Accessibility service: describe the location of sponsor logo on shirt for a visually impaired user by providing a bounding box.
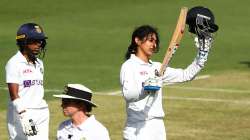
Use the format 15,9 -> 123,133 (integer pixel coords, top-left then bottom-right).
23,69 -> 33,74
140,71 -> 148,76
23,80 -> 43,87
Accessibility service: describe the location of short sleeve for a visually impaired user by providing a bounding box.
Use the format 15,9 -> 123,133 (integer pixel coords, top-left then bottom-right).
5,61 -> 20,84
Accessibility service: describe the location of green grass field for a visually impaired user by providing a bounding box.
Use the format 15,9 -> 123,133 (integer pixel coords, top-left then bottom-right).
1,0 -> 250,139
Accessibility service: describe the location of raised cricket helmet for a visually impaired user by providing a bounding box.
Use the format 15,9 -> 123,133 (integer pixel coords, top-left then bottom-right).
186,6 -> 219,35
16,23 -> 48,48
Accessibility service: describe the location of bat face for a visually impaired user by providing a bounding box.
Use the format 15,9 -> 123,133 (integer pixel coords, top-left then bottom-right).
159,7 -> 188,76
181,29 -> 185,34
147,7 -> 188,108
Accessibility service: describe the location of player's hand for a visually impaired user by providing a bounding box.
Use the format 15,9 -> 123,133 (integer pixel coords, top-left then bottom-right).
12,98 -> 38,136
194,37 -> 213,67
143,77 -> 162,92
194,36 -> 213,51
19,111 -> 38,136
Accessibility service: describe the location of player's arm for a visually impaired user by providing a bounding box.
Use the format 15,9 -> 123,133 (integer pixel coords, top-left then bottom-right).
8,83 -> 20,101
6,62 -> 38,136
7,83 -> 28,114
7,84 -> 38,136
162,61 -> 201,84
162,37 -> 213,84
5,61 -> 25,113
5,62 -> 23,113
120,64 -> 148,102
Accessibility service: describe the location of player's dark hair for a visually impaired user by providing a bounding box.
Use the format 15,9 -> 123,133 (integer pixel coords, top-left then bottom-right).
62,98 -> 93,113
125,25 -> 160,60
78,100 -> 92,112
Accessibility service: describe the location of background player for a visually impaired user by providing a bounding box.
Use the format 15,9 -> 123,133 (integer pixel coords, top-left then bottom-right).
53,84 -> 110,140
5,23 -> 49,140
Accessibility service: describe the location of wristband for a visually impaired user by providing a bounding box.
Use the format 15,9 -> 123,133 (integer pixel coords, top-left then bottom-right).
12,98 -> 26,113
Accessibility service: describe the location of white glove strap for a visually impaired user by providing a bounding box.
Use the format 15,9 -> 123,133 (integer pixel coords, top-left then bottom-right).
196,50 -> 209,67
194,37 -> 213,51
12,98 -> 26,113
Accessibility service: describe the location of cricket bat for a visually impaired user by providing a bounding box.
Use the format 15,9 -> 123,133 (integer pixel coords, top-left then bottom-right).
158,7 -> 188,76
145,7 -> 188,109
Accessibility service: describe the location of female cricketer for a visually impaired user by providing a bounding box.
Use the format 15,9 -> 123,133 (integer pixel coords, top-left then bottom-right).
120,25 -> 213,140
5,23 -> 49,140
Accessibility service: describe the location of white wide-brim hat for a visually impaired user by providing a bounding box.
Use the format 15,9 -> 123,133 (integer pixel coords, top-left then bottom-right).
53,84 -> 97,107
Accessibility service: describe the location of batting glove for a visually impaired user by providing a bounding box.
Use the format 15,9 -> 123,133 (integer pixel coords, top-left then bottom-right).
194,37 -> 213,67
143,77 -> 162,92
12,99 -> 38,136
19,111 -> 38,136
194,36 -> 213,51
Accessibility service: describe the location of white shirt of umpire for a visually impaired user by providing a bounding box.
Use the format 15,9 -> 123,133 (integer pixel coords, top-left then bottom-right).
120,54 -> 202,123
5,51 -> 48,108
57,115 -> 110,140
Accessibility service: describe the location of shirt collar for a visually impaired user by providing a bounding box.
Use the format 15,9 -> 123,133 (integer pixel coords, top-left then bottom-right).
16,51 -> 28,63
74,115 -> 96,131
16,51 -> 40,65
130,54 -> 153,65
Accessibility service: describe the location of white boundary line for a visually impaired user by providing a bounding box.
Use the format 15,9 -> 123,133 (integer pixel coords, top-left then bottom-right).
165,96 -> 250,105
1,86 -> 250,105
1,86 -> 249,94
194,75 -> 211,80
168,86 -> 250,93
1,75 -> 250,105
95,91 -> 250,105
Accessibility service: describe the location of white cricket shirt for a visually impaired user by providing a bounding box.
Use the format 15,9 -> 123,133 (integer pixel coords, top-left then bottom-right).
120,54 -> 202,123
5,51 -> 48,109
57,115 -> 110,140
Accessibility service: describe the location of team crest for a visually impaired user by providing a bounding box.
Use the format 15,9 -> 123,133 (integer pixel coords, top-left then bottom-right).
34,25 -> 42,33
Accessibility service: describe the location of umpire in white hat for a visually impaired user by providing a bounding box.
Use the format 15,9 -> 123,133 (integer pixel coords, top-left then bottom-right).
53,84 -> 110,140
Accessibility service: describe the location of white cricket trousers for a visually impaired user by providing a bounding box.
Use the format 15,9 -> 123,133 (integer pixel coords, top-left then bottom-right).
7,106 -> 49,140
123,118 -> 167,140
